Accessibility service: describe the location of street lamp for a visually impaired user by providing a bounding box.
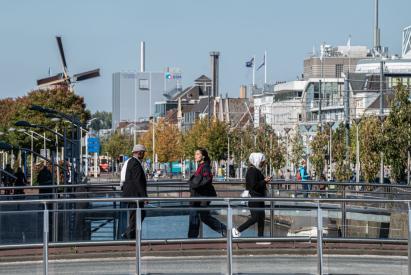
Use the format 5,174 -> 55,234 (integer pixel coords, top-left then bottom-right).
326,121 -> 335,181
17,129 -> 40,185
284,128 -> 292,173
15,120 -> 75,184
29,105 -> 86,184
378,114 -> 386,184
0,141 -> 66,186
353,118 -> 362,184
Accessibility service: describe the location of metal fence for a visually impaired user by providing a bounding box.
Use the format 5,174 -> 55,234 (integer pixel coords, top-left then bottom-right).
0,196 -> 410,275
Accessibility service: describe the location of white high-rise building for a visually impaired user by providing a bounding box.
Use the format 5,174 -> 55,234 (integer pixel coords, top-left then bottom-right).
112,70 -> 181,129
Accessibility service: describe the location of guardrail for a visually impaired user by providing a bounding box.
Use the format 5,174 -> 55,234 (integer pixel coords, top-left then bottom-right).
0,196 -> 410,275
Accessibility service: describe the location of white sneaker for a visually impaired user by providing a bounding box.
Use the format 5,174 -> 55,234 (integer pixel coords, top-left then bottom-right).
232,228 -> 241,238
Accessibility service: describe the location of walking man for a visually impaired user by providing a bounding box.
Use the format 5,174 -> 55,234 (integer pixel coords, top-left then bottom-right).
122,144 -> 147,239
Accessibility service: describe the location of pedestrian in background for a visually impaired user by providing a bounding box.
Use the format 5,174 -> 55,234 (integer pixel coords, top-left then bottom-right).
300,160 -> 310,197
14,167 -> 27,195
37,164 -> 53,197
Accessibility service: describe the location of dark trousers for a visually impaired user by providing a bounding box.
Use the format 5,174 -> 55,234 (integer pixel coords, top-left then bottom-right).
238,201 -> 265,237
124,201 -> 145,239
302,182 -> 311,198
188,201 -> 226,238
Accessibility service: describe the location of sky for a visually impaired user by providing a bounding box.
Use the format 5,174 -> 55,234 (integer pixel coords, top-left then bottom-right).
0,0 -> 410,112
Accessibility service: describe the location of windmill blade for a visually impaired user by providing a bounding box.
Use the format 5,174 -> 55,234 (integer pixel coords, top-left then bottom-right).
36,73 -> 66,86
56,36 -> 68,74
73,69 -> 100,82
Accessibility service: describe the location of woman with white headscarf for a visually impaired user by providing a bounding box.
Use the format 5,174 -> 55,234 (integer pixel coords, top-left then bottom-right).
232,152 -> 271,237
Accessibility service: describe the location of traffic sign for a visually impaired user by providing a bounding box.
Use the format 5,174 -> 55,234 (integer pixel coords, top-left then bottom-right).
88,137 -> 100,153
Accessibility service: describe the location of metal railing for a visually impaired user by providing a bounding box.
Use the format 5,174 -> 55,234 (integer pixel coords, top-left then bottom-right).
0,196 -> 410,275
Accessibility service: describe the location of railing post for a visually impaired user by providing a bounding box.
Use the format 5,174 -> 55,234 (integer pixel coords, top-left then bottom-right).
136,201 -> 142,275
408,202 -> 411,275
341,187 -> 347,238
43,202 -> 49,275
317,202 -> 323,275
226,201 -> 233,275
270,184 -> 274,237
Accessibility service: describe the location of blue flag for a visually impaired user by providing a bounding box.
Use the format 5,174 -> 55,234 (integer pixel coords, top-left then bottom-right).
245,57 -> 254,68
257,54 -> 265,71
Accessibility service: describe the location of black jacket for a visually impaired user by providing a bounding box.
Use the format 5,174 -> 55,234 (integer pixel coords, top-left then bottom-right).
245,165 -> 266,197
122,157 -> 147,198
37,167 -> 53,194
188,162 -> 217,197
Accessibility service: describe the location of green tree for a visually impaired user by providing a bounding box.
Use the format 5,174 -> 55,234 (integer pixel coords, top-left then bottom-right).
101,132 -> 134,159
90,111 -> 112,131
0,88 -> 90,151
332,123 -> 352,181
359,116 -> 382,183
383,83 -> 411,182
290,129 -> 304,171
182,118 -> 210,159
309,129 -> 329,179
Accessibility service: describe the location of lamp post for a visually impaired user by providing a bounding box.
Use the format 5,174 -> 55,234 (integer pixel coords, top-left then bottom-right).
284,128 -> 291,172
17,129 -> 40,185
15,120 -> 75,184
378,115 -> 386,184
29,105 -> 86,184
304,125 -> 312,173
326,122 -> 335,181
353,118 -> 362,184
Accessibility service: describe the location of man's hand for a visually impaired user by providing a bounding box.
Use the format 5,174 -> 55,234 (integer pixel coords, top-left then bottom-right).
265,176 -> 272,183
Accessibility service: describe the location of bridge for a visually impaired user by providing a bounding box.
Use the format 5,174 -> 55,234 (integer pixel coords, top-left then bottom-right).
0,180 -> 410,275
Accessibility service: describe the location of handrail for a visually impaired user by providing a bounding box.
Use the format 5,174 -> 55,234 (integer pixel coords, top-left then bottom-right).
0,180 -> 410,190
0,236 -> 406,251
0,196 -> 410,206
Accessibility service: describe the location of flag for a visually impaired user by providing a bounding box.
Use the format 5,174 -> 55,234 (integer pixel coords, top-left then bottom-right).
257,53 -> 265,71
245,57 -> 254,68
347,35 -> 351,49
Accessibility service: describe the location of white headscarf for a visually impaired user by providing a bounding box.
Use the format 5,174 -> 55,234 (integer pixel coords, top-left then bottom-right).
248,152 -> 266,170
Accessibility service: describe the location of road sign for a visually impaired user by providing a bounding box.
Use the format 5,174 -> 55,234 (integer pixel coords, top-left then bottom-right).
87,137 -> 100,153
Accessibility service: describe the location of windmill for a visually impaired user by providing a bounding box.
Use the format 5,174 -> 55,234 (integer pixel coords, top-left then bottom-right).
36,36 -> 100,89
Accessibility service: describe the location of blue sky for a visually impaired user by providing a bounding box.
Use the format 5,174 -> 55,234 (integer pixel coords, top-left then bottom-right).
0,0 -> 410,112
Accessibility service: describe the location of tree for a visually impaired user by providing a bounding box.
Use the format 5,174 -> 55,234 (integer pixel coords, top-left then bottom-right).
290,129 -> 304,172
182,119 -> 209,159
0,88 -> 90,151
90,111 -> 112,131
309,129 -> 329,179
332,123 -> 352,181
207,120 -> 228,161
139,118 -> 183,163
359,116 -> 382,183
182,118 -> 228,161
101,132 -> 133,159
269,133 -> 286,176
383,83 -> 411,182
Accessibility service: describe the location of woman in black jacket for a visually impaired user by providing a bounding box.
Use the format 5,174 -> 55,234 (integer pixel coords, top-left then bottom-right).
188,148 -> 226,238
232,153 -> 271,237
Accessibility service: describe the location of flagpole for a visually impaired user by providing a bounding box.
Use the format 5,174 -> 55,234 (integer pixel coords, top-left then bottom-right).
264,50 -> 267,84
252,55 -> 255,86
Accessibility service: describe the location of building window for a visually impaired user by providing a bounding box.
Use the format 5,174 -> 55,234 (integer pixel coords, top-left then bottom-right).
335,64 -> 344,78
139,79 -> 149,90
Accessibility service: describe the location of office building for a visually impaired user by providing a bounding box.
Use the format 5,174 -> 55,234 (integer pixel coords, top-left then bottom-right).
112,70 -> 181,129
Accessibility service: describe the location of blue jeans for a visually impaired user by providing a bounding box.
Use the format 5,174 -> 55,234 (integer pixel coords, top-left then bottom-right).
302,182 -> 311,198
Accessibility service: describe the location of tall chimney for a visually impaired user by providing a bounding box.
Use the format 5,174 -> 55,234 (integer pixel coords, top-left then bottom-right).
210,51 -> 220,97
373,0 -> 381,53
140,41 -> 145,72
